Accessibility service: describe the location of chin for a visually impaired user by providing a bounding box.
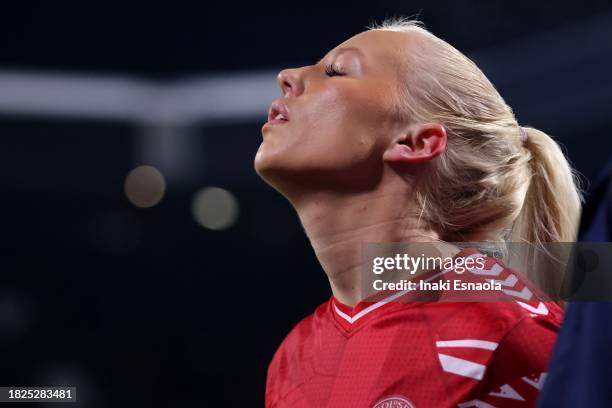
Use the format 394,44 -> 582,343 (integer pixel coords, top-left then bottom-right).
254,151 -> 312,199
254,144 -> 278,174
254,147 -> 288,184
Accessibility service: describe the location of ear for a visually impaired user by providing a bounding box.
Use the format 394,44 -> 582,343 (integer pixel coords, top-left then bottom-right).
383,123 -> 447,164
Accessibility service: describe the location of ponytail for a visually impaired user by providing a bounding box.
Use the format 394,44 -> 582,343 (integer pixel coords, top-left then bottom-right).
509,127 -> 583,244
508,127 -> 583,299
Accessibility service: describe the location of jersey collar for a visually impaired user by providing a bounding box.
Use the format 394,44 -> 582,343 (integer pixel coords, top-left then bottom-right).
330,246 -> 485,332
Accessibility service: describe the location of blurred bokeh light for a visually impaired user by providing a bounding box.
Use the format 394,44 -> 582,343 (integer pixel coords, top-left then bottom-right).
191,187 -> 239,230
124,165 -> 166,208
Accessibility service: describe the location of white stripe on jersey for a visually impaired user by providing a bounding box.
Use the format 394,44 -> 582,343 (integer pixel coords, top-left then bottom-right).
438,353 -> 487,380
516,300 -> 549,316
435,339 -> 498,350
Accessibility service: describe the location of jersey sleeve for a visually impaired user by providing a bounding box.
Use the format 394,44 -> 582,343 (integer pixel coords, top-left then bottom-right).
459,314 -> 558,407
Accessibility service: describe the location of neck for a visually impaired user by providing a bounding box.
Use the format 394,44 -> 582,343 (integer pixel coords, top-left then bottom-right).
291,176 -> 446,307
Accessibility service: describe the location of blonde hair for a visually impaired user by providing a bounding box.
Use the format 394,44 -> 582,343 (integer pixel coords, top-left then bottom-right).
370,19 -> 583,293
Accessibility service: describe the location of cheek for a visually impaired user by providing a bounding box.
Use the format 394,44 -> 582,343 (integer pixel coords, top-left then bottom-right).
303,82 -> 393,154
297,86 -> 344,144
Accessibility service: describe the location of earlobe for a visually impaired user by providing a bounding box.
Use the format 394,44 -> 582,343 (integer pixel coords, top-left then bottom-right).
383,123 -> 447,165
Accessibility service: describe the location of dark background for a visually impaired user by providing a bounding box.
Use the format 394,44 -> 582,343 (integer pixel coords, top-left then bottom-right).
1,1 -> 611,407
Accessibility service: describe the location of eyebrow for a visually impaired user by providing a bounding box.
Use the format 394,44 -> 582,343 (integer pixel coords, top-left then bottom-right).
316,46 -> 365,65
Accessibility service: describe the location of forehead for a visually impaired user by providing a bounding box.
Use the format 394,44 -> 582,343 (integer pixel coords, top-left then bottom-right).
329,29 -> 415,72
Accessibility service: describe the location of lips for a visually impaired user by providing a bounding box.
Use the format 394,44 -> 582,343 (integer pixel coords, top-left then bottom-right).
266,98 -> 290,124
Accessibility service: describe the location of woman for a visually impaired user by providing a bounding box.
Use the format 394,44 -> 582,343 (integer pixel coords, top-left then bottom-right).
255,19 -> 582,408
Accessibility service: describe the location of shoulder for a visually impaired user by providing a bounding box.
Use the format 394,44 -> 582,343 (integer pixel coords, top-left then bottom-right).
266,299 -> 331,407
420,297 -> 562,343
419,299 -> 562,404
420,300 -> 562,371
430,248 -> 564,329
442,252 -> 564,404
266,299 -> 329,390
457,311 -> 561,406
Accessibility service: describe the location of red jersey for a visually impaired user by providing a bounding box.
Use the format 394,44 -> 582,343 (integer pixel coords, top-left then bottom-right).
266,248 -> 563,408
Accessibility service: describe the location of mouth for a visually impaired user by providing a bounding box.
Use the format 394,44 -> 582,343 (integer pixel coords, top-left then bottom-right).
263,99 -> 290,128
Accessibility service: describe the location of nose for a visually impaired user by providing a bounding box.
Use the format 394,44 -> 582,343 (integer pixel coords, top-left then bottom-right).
277,67 -> 304,97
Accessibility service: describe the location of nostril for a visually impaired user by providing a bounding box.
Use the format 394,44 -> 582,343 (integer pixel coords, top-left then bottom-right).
282,81 -> 292,96
278,67 -> 301,97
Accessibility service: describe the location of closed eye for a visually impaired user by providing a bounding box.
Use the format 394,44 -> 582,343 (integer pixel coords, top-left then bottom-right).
324,64 -> 344,77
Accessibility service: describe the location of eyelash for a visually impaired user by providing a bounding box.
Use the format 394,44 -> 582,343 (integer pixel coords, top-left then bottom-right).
324,64 -> 344,77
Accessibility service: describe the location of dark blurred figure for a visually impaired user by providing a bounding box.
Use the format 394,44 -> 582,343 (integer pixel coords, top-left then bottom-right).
538,159 -> 612,407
